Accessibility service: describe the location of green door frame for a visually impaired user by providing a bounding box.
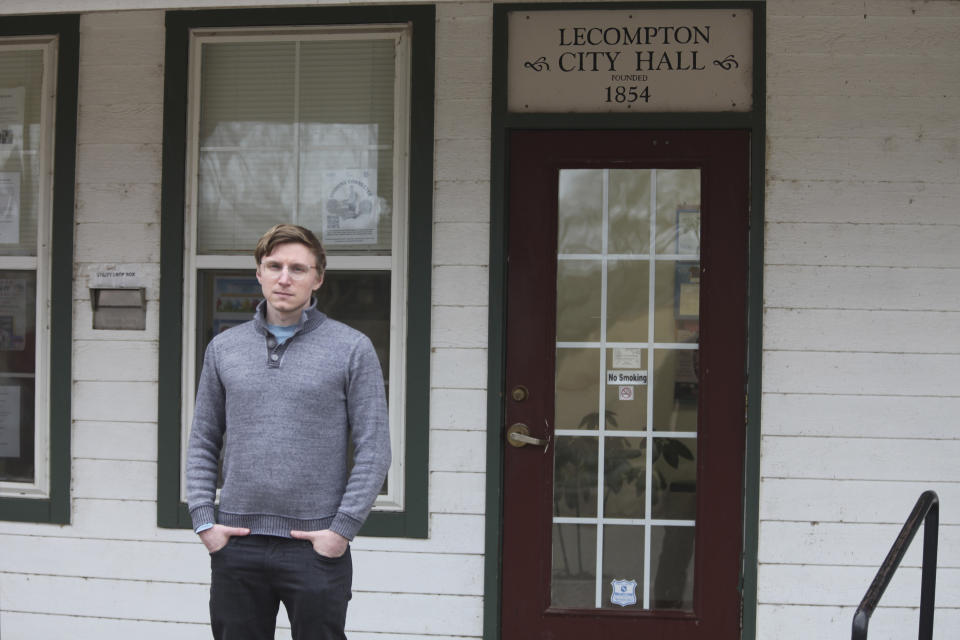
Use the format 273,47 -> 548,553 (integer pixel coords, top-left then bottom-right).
484,3 -> 766,639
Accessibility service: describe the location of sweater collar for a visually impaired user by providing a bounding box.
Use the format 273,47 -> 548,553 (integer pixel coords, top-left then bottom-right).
253,298 -> 326,336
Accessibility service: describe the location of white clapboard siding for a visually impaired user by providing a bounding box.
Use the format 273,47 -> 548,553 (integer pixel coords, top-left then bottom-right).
758,605 -> 960,640
434,180 -> 492,224
436,97 -> 490,141
768,53 -> 960,97
1,573 -> 209,623
72,380 -> 158,423
73,340 -> 158,382
432,265 -> 489,305
1,612 -> 211,640
78,103 -> 164,145
435,139 -> 492,183
73,458 -> 157,501
431,348 -> 488,389
433,221 -> 491,266
763,309 -> 960,354
429,430 -> 487,473
75,221 -> 161,262
346,591 -> 483,637
758,564 -> 960,608
76,182 -> 161,225
767,136 -> 959,184
760,478 -> 960,526
761,437 -> 960,483
432,305 -> 488,349
766,97 -> 959,140
758,521 -> 960,568
766,223 -> 960,268
768,14 -> 957,55
761,393 -> 960,438
75,143 -> 162,185
430,387 -> 487,430
429,471 -> 486,515
73,421 -> 157,461
763,351 -> 960,396
764,266 -> 960,311
765,179 -> 958,225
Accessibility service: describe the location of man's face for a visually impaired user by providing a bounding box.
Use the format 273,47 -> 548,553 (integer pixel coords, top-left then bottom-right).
256,241 -> 323,322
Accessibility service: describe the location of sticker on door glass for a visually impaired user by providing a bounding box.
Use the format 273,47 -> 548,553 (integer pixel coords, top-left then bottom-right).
610,579 -> 638,607
606,370 -> 647,385
618,386 -> 634,401
612,347 -> 644,368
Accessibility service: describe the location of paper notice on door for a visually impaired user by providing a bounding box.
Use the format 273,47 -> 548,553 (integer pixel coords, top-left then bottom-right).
612,348 -> 644,369
0,172 -> 20,244
0,385 -> 21,457
606,370 -> 647,386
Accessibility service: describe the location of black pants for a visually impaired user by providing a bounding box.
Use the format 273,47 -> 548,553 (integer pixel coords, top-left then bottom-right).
209,535 -> 352,640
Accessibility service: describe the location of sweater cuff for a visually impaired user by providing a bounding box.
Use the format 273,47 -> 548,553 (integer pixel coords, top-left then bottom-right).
329,511 -> 364,541
190,504 -> 216,531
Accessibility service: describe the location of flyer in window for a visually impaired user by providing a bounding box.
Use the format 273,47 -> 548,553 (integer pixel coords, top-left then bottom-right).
0,278 -> 26,351
0,172 -> 19,244
320,168 -> 380,245
0,385 -> 21,457
0,87 -> 24,150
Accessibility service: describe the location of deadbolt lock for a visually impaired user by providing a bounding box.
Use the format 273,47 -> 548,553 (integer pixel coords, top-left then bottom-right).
511,385 -> 529,402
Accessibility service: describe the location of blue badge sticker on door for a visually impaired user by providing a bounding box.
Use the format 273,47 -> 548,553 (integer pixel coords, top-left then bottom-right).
610,579 -> 638,607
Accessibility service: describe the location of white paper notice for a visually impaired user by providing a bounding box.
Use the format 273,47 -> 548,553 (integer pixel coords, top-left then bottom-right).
0,172 -> 21,244
612,348 -> 644,368
0,385 -> 21,457
321,169 -> 380,245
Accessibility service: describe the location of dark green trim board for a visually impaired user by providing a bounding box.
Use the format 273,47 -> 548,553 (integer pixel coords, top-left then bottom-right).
0,14 -> 78,524
157,6 -> 435,538
485,3 -> 765,639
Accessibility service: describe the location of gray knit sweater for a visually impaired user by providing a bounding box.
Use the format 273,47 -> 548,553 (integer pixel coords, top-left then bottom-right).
186,300 -> 390,540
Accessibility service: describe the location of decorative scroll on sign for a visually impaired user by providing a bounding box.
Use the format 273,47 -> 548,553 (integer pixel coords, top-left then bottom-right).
508,8 -> 753,112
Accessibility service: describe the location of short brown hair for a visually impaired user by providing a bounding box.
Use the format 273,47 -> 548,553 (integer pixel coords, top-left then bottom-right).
254,224 -> 326,275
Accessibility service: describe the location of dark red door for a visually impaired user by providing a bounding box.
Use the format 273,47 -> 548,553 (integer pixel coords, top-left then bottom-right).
502,130 -> 749,639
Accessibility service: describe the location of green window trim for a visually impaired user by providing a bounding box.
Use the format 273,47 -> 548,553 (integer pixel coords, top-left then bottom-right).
157,6 -> 434,538
0,14 -> 78,525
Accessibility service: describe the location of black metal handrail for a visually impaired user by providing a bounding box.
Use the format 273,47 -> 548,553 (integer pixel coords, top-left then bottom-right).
851,490 -> 939,640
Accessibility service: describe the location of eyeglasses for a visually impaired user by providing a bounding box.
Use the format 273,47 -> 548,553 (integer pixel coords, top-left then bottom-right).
260,260 -> 318,281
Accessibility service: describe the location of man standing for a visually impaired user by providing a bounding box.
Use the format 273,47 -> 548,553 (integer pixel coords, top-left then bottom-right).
187,224 -> 391,640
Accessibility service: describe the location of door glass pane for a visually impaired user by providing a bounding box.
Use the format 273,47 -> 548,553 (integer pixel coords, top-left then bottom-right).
552,168 -> 699,612
558,169 -> 602,254
650,526 -> 696,610
602,525 -> 645,609
555,348 -> 599,430
604,347 -> 647,431
551,523 -> 596,608
608,169 -> 650,254
554,436 -> 598,518
604,437 -> 646,518
606,259 -> 648,342
556,260 -> 601,342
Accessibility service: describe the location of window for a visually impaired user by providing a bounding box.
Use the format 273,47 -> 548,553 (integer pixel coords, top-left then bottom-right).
0,15 -> 78,523
159,8 -> 434,536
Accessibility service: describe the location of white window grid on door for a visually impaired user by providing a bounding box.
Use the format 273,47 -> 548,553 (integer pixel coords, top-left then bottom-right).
554,168 -> 699,609
178,25 -> 410,511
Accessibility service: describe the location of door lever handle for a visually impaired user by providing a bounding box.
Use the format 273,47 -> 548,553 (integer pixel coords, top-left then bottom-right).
506,423 -> 550,448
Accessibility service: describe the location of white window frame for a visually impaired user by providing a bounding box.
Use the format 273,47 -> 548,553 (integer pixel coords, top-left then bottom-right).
0,37 -> 57,499
178,25 -> 410,511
